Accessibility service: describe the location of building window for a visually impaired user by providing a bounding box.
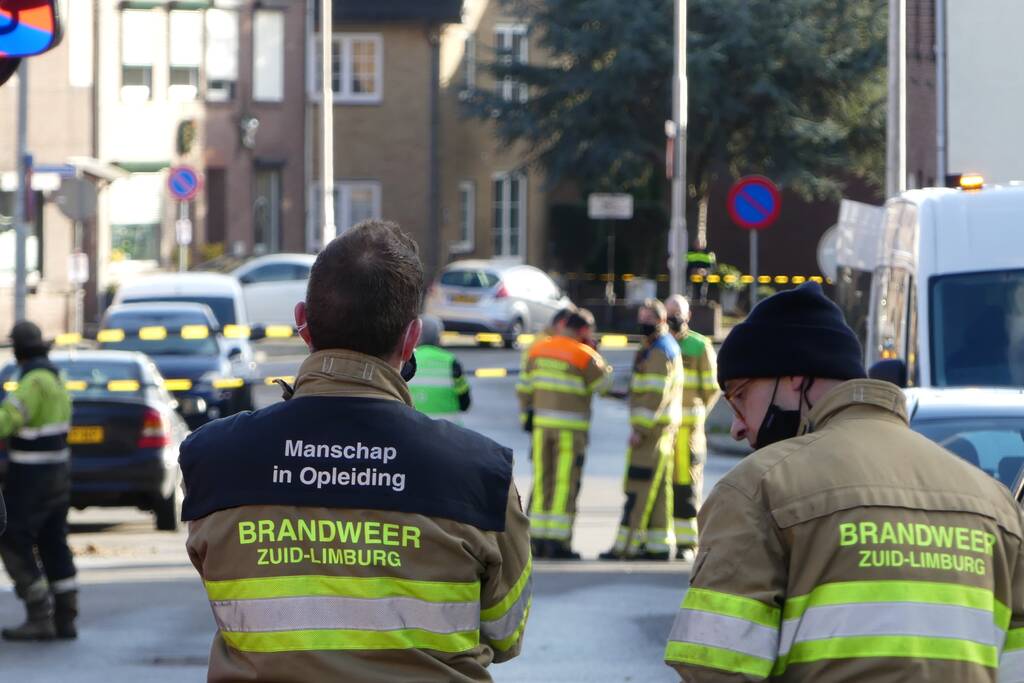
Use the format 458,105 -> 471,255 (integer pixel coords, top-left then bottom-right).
254,167 -> 282,254
312,34 -> 383,104
494,24 -> 528,103
338,181 -> 382,230
169,10 -> 202,101
205,9 -> 238,102
0,191 -> 43,283
253,10 -> 284,102
121,9 -> 157,102
463,34 -> 476,92
452,181 -> 475,253
110,173 -> 163,262
493,172 -> 525,259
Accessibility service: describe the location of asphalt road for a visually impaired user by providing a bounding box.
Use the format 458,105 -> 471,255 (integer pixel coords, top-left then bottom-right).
0,342 -> 744,682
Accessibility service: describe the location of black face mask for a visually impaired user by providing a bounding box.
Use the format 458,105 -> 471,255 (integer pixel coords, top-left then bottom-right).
667,315 -> 684,334
639,323 -> 658,338
400,353 -> 417,382
754,378 -> 810,449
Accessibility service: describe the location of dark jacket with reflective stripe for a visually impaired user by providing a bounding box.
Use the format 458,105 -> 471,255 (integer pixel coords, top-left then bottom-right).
0,358 -> 71,466
181,350 -> 531,683
666,380 -> 1024,682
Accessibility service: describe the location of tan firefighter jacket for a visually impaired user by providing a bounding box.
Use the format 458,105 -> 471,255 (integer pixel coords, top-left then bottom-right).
677,328 -> 720,429
181,350 -> 532,683
516,334 -> 612,432
665,379 -> 1024,682
629,329 -> 684,436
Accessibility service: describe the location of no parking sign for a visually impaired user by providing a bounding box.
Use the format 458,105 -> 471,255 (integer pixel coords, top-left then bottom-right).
728,175 -> 781,307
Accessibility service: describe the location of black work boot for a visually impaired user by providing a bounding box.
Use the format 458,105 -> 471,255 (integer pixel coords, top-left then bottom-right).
54,590 -> 78,639
2,594 -> 56,641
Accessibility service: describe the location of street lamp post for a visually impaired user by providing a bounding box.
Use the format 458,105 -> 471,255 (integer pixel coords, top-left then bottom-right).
668,0 -> 688,297
321,0 -> 336,247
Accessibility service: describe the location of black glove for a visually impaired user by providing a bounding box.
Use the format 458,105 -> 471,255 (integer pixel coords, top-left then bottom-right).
523,410 -> 534,433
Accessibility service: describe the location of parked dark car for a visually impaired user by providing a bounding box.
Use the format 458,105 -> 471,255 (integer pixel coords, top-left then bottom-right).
0,350 -> 188,531
907,388 -> 1024,491
98,302 -> 255,429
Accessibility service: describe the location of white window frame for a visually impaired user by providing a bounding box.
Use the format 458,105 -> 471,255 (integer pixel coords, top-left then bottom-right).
120,9 -> 158,103
463,33 -> 477,93
205,8 -> 239,103
492,172 -> 526,260
338,181 -> 382,231
309,33 -> 383,104
168,10 -> 202,101
253,9 -> 285,102
494,23 -> 528,103
452,180 -> 475,254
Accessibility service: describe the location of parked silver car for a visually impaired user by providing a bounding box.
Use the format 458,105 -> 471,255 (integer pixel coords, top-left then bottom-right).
424,260 -> 574,347
906,387 -> 1024,491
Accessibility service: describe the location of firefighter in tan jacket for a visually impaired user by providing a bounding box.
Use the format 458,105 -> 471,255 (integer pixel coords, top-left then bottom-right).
601,299 -> 684,560
665,282 -> 1024,682
516,310 -> 612,559
665,294 -> 720,559
181,222 -> 531,683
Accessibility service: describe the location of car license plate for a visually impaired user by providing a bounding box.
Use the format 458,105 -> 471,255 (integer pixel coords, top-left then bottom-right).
68,426 -> 104,445
451,294 -> 479,304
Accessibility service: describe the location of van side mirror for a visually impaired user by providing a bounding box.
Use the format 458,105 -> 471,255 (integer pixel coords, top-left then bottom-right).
868,359 -> 908,388
0,1 -> 63,58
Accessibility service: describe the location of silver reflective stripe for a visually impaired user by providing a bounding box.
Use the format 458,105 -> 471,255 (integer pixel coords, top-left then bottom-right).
10,449 -> 70,464
409,377 -> 453,388
481,576 -> 532,643
16,422 -> 70,440
534,408 -> 588,422
630,408 -> 665,423
211,595 -> 479,634
669,608 -> 779,661
631,378 -> 668,391
532,375 -> 585,391
1001,649 -> 1024,683
778,602 -> 1005,658
51,576 -> 78,593
6,396 -> 28,421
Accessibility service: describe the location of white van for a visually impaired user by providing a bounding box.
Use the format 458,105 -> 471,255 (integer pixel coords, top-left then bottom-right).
835,180 -> 1024,388
111,273 -> 265,360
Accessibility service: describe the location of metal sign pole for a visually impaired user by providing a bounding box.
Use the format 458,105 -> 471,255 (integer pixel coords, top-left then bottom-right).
668,0 -> 688,296
605,221 -> 616,304
749,230 -> 759,310
14,61 -> 28,323
179,202 -> 188,273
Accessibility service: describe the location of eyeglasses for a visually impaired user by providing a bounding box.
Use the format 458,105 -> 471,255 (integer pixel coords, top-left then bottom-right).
723,379 -> 753,422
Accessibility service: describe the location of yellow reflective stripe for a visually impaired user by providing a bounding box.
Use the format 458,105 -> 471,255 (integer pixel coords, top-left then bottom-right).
782,580 -> 1010,627
1005,627 -> 1024,651
531,369 -> 585,385
683,587 -> 781,629
205,574 -> 479,603
532,381 -> 588,396
481,556 -> 533,623
534,416 -> 589,430
773,635 -> 998,674
222,627 -> 479,654
665,642 -> 774,678
531,428 -> 544,515
551,430 -> 574,517
488,600 -> 531,652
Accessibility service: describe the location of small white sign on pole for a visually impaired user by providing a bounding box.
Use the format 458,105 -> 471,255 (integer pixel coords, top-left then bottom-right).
176,218 -> 193,246
67,251 -> 89,285
587,193 -> 634,220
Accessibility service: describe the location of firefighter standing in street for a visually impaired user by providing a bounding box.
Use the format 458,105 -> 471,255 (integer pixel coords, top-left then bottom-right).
664,294 -> 720,560
665,282 -> 1024,681
601,300 -> 684,561
516,310 -> 612,559
408,315 -> 471,418
0,321 -> 78,641
180,221 -> 532,682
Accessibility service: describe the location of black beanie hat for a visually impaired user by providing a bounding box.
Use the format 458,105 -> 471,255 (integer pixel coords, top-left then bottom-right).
717,282 -> 866,390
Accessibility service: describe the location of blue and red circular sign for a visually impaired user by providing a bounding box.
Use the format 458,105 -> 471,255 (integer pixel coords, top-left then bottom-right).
167,165 -> 202,202
727,175 -> 781,231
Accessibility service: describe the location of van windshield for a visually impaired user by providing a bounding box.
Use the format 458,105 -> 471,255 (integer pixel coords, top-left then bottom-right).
123,296 -> 236,326
931,269 -> 1024,387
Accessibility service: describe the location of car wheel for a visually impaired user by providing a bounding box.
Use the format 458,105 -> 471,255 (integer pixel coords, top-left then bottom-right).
154,485 -> 181,532
504,319 -> 524,349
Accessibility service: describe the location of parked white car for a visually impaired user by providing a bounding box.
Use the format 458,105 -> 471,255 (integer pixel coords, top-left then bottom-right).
230,254 -> 316,327
424,260 -> 573,347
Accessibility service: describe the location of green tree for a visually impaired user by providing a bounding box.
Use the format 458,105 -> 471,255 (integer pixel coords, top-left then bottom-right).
465,0 -> 886,206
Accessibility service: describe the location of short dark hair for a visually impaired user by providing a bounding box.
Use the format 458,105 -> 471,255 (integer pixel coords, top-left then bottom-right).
565,309 -> 595,332
551,306 -> 577,327
305,220 -> 424,357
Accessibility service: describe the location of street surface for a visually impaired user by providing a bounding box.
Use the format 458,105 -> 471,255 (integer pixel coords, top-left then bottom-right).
0,341 -> 742,682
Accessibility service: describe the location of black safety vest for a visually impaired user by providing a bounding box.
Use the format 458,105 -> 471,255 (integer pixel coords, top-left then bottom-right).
179,396 -> 513,531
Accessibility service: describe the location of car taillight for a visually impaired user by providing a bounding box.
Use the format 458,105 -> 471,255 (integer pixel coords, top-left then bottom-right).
495,282 -> 509,298
138,408 -> 170,449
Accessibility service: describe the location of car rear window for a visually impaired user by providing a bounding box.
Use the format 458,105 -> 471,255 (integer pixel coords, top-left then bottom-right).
123,296 -> 236,326
440,270 -> 500,288
913,417 -> 1024,488
1,360 -> 147,399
